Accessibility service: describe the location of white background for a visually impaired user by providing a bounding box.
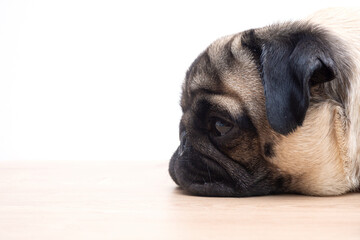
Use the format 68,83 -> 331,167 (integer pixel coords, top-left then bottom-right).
0,0 -> 357,161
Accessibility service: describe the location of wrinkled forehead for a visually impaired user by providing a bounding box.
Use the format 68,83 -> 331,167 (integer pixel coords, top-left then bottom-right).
180,32 -> 264,114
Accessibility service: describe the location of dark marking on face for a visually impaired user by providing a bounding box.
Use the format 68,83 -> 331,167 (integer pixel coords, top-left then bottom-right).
264,142 -> 274,158
223,36 -> 237,67
241,29 -> 263,72
236,108 -> 257,133
185,50 -> 222,86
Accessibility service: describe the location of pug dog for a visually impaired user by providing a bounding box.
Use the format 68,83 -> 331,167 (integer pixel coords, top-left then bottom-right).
169,8 -> 360,197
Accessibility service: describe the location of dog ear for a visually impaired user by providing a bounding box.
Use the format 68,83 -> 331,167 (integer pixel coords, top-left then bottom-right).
242,29 -> 337,135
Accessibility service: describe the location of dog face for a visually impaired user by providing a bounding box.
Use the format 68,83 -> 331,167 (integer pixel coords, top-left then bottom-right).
169,22 -> 352,197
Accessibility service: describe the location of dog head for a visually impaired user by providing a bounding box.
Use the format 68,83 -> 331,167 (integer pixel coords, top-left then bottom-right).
169,22 -> 352,197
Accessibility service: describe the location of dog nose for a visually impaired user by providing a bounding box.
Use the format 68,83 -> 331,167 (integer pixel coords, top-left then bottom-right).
179,131 -> 187,156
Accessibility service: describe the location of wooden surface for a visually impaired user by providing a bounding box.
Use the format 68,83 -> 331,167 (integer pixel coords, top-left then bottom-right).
0,161 -> 359,240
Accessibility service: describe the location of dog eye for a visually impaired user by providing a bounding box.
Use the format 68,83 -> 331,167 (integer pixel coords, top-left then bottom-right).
211,118 -> 233,136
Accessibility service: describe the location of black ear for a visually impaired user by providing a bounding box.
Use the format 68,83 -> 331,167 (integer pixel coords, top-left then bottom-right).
243,29 -> 337,135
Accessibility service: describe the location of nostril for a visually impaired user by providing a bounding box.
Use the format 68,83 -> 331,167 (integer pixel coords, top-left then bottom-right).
179,131 -> 187,156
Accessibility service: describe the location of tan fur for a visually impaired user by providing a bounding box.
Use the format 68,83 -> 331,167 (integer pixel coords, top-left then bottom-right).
274,103 -> 349,195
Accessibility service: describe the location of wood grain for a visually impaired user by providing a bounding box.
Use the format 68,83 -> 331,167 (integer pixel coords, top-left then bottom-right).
0,161 -> 359,239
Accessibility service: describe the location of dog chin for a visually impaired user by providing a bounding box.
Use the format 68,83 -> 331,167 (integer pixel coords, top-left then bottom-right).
169,147 -> 245,197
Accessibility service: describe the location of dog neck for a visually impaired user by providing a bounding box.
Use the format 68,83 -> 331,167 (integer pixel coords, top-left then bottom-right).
308,8 -> 360,189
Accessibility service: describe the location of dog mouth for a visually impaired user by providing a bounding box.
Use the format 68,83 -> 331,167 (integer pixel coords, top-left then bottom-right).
169,146 -> 240,197
169,143 -> 290,197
